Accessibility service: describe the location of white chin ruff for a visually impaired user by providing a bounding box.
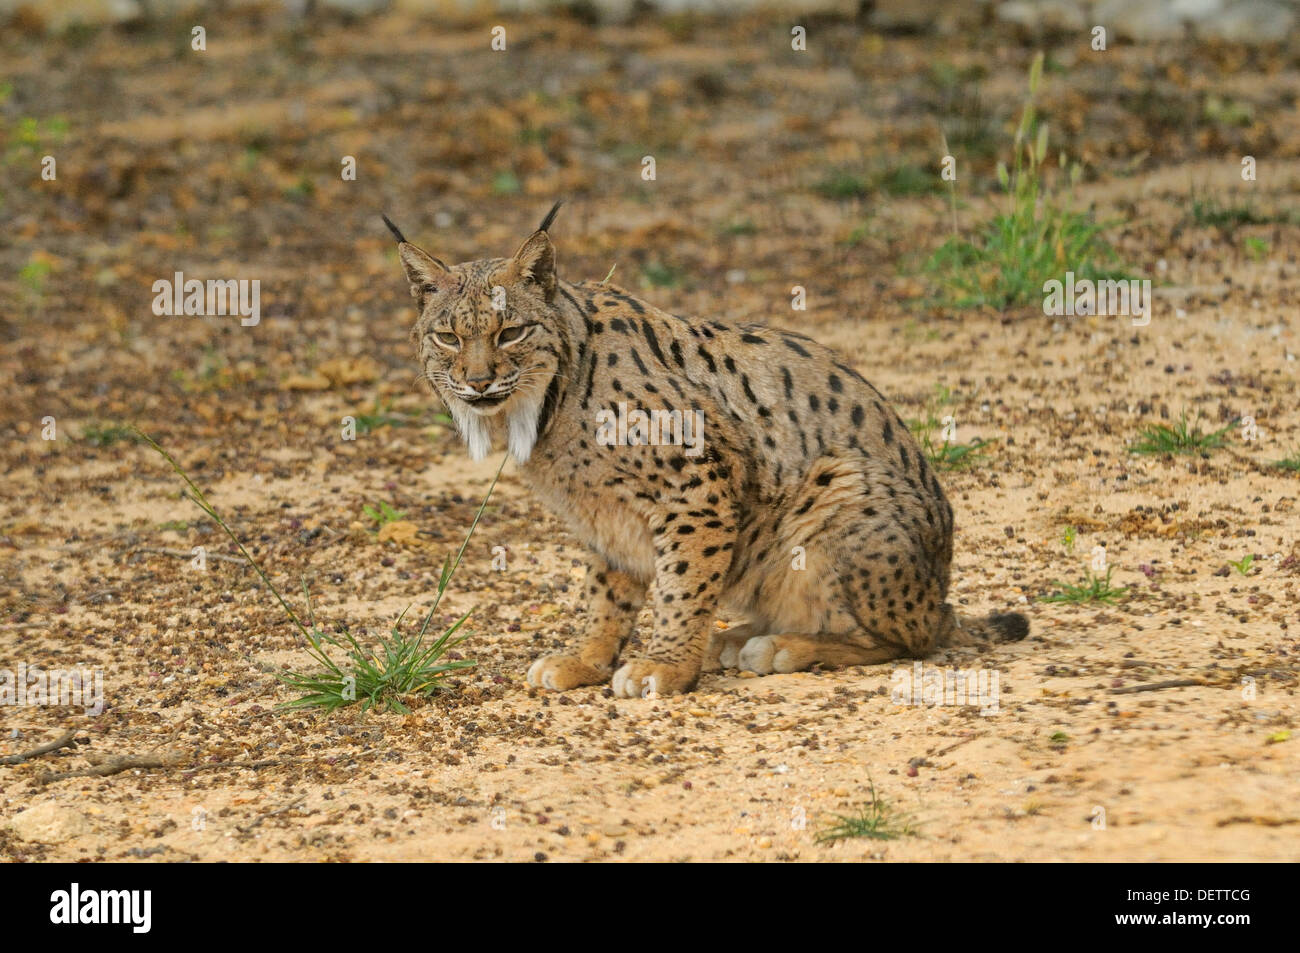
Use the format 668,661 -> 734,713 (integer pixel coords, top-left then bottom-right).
448,392 -> 542,464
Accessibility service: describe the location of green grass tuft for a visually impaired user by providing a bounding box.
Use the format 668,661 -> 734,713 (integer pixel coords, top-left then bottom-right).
354,400 -> 418,434
641,261 -> 683,288
1271,449 -> 1300,473
1040,566 -> 1128,605
1186,184 -> 1296,233
363,500 -> 406,528
81,423 -> 142,447
906,386 -> 993,470
1228,554 -> 1255,576
924,52 -> 1127,310
1129,411 -> 1236,455
816,779 -> 917,844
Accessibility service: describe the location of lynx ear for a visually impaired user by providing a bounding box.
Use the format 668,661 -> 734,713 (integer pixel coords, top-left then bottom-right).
398,243 -> 451,298
511,230 -> 556,300
382,214 -> 451,299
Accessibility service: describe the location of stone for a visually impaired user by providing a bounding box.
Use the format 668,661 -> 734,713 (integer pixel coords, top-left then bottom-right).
9,802 -> 93,843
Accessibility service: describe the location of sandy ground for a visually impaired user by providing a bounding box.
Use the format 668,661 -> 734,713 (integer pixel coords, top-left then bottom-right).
1,10 -> 1298,861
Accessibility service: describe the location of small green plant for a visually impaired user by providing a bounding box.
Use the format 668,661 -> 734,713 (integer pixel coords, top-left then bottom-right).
1048,731 -> 1069,747
1187,188 -> 1291,232
641,261 -> 683,288
815,163 -> 939,201
138,429 -> 502,713
363,501 -> 406,528
18,258 -> 52,297
813,170 -> 870,200
491,170 -> 521,194
720,219 -> 757,236
1129,411 -> 1236,455
81,423 -> 141,447
1243,236 -> 1269,261
1273,449 -> 1300,473
1041,566 -> 1128,605
874,163 -> 939,197
171,345 -> 234,392
1202,94 -> 1252,127
924,52 -> 1126,310
4,115 -> 69,164
1060,525 -> 1077,551
355,400 -> 416,435
1228,554 -> 1255,576
283,177 -> 315,201
921,431 -> 993,469
906,388 -> 992,470
815,779 -> 917,844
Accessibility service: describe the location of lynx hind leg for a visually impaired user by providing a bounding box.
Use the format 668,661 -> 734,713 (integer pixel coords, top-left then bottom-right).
735,453 -> 950,676
736,632 -> 902,675
703,622 -> 766,672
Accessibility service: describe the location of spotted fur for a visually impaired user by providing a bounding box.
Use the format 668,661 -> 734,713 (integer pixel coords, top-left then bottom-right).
388,206 -> 1028,697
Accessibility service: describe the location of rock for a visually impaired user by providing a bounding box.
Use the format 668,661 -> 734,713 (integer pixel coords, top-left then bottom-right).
998,1 -> 1089,32
1207,0 -> 1296,41
282,371 -> 332,391
1,0 -> 141,30
9,802 -> 92,843
1093,0 -> 1296,42
377,519 -> 420,546
317,356 -> 380,386
319,0 -> 391,14
871,0 -> 987,33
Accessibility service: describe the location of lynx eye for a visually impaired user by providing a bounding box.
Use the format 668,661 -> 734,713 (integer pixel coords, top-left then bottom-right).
432,331 -> 461,349
496,324 -> 532,346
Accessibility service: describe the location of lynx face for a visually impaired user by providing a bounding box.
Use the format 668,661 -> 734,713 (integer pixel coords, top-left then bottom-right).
393,213 -> 564,462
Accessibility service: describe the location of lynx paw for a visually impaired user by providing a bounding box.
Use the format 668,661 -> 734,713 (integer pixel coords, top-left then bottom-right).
526,654 -> 609,691
737,635 -> 806,675
610,658 -> 698,698
717,641 -> 741,670
703,623 -> 761,672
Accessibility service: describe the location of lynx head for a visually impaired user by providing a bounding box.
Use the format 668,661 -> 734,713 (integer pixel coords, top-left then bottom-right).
385,202 -> 565,463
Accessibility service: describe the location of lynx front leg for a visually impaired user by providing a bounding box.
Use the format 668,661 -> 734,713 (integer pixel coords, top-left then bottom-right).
527,552 -> 646,691
612,502 -> 737,698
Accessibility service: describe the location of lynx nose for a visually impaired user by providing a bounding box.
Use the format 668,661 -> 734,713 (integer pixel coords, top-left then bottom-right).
464,374 -> 494,394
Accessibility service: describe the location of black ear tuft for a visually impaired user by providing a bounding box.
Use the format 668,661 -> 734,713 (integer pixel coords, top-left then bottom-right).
537,200 -> 563,233
381,213 -> 408,244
